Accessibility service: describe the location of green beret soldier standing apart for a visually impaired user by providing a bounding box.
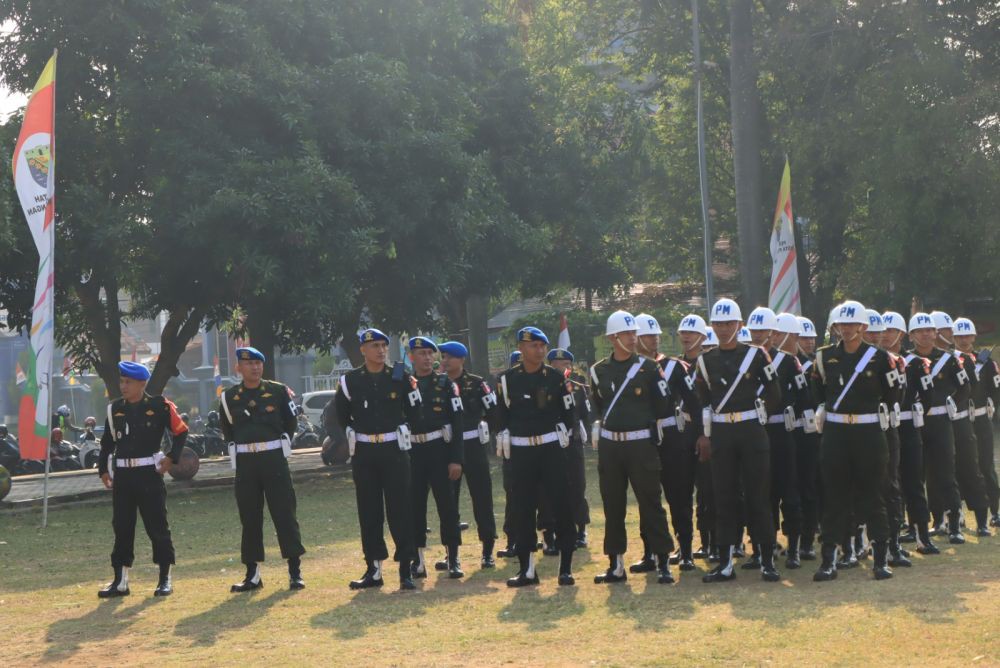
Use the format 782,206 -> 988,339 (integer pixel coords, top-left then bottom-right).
220,346 -> 306,592
97,361 -> 189,598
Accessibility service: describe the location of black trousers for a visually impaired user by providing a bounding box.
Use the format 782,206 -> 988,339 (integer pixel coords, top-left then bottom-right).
451,438 -> 497,543
710,422 -> 775,546
501,457 -> 515,544
235,449 -> 304,564
598,436 -> 672,555
511,443 -> 576,557
882,427 -> 904,534
819,423 -> 889,545
351,443 -> 415,563
898,420 -> 930,525
767,423 -> 802,537
922,415 -> 962,521
953,419 -> 988,514
695,458 -> 715,539
111,467 -> 174,568
973,417 -> 1000,515
660,427 -> 697,542
567,440 -> 590,527
793,428 -> 822,544
410,439 -> 461,549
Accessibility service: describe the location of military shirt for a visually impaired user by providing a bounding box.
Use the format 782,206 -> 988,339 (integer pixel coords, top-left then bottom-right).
409,371 -> 464,465
453,370 -> 498,433
333,363 -> 420,435
768,348 -> 806,413
971,353 -> 1000,408
695,344 -> 781,414
914,348 -> 967,409
900,351 -> 934,410
589,354 -> 670,432
99,394 -> 188,475
494,363 -> 575,438
796,353 -> 820,412
810,342 -> 899,413
219,380 -> 298,445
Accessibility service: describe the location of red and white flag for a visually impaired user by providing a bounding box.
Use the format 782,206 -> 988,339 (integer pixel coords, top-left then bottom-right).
557,314 -> 571,350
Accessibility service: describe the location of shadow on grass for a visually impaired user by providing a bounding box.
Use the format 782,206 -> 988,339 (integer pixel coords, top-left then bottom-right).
497,583 -> 585,631
43,596 -> 158,662
310,569 -> 502,640
174,588 -> 296,646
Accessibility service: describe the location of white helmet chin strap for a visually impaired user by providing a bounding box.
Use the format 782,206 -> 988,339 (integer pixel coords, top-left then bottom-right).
776,333 -> 789,350
613,333 -> 636,355
683,335 -> 705,353
637,336 -> 655,356
886,331 -> 902,350
722,326 -> 739,344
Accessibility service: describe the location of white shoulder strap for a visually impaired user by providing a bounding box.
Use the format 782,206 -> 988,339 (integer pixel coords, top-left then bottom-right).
500,373 -> 511,408
107,403 -> 117,442
816,350 -> 826,383
663,359 -> 678,385
758,351 -> 785,396
715,346 -> 758,413
930,351 -> 951,379
602,360 -> 643,421
696,355 -> 711,389
338,374 -> 351,401
589,365 -> 600,395
220,389 -> 234,424
831,345 -> 878,411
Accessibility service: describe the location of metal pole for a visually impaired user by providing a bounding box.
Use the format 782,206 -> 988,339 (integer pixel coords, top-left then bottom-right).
42,48 -> 58,529
692,0 -> 714,307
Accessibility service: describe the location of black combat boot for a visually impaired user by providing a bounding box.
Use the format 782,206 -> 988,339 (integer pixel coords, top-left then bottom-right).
916,523 -> 940,555
975,509 -> 992,537
872,541 -> 893,580
507,552 -> 540,587
702,546 -> 736,583
399,559 -> 416,591
948,510 -> 966,544
677,538 -> 695,571
98,565 -> 130,599
542,530 -> 560,556
693,531 -> 712,559
656,554 -> 675,584
740,544 -> 761,570
785,534 -> 801,570
231,563 -> 264,593
349,560 -> 384,590
630,537 -> 656,572
887,536 -> 912,568
898,523 -> 917,543
558,550 -> 575,586
595,554 -> 628,584
481,540 -> 496,569
154,563 -> 173,597
575,526 -> 588,549
446,544 -> 464,579
813,544 -> 838,582
760,544 -> 780,582
288,556 -> 305,590
800,533 -> 817,561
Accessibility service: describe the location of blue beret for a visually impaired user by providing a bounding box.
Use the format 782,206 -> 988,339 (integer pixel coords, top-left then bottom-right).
509,351 -> 522,366
118,361 -> 150,381
547,348 -> 574,362
516,326 -> 549,345
359,328 -> 389,344
439,341 -> 468,358
236,347 -> 265,362
408,336 -> 438,352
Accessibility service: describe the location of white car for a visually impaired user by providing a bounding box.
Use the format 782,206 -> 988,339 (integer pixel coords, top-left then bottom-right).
300,390 -> 336,427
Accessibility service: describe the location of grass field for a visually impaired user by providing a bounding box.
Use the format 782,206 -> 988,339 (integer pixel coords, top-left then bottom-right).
1,456 -> 998,667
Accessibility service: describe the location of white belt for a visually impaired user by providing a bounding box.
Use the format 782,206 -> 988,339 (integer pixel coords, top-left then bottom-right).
114,456 -> 156,468
411,429 -> 444,444
954,410 -> 969,420
974,407 -> 988,418
657,414 -> 692,429
898,411 -> 914,421
235,439 -> 284,454
356,432 -> 398,443
766,415 -> 785,425
599,428 -> 651,442
511,431 -> 560,447
925,406 -> 968,420
712,409 -> 758,424
462,429 -> 480,441
825,412 -> 880,425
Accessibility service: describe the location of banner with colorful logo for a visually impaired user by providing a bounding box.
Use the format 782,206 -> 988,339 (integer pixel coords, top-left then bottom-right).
768,158 -> 801,315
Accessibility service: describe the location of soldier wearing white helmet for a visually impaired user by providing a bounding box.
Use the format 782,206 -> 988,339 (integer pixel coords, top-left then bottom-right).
929,311 -> 954,349
703,330 -> 718,349
695,299 -> 783,583
792,315 -> 822,561
737,327 -> 752,344
944,315 -> 992,537
953,318 -> 1000,528
589,311 -> 677,585
629,314 -> 704,575
907,312 -> 967,546
796,317 -> 818,356
635,313 -> 663,359
746,306 -> 778,348
881,310 -> 933,559
862,310 -> 884,345
810,300 -> 899,582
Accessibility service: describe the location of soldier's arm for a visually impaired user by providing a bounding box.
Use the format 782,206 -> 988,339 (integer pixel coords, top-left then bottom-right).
218,396 -> 235,441
489,373 -> 510,432
758,350 -> 782,413
164,399 -> 188,463
650,362 -> 672,420
98,418 -> 114,476
447,381 -> 464,465
279,385 -> 298,435
588,365 -> 605,417
809,353 -> 827,406
558,375 -> 576,429
674,362 -> 702,415
334,378 -> 352,428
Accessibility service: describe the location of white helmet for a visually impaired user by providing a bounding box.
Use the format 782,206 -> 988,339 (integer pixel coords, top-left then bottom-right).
953,317 -> 976,336
703,330 -> 718,347
881,311 -> 906,332
775,312 -> 804,335
865,309 -> 885,333
746,306 -> 778,331
635,313 -> 662,336
709,298 -> 742,323
797,316 -> 817,338
606,310 -> 638,336
908,312 -> 935,333
737,327 -> 752,343
929,310 -> 953,331
831,300 -> 867,325
677,314 -> 707,336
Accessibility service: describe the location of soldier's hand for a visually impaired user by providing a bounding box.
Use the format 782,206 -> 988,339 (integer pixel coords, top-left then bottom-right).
101,473 -> 113,489
696,436 -> 712,462
447,463 -> 462,481
158,458 -> 172,476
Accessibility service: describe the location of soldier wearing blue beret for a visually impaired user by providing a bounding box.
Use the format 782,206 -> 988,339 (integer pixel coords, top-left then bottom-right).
220,346 -> 306,592
97,361 -> 188,598
547,348 -> 592,550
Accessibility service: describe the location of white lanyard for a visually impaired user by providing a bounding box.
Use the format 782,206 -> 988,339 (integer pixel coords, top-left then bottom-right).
831,346 -> 878,411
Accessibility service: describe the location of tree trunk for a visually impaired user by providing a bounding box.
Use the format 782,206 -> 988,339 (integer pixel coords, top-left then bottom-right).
466,293 -> 490,378
147,307 -> 205,395
74,277 -> 123,399
729,0 -> 765,305
584,287 -> 593,312
244,299 -> 278,380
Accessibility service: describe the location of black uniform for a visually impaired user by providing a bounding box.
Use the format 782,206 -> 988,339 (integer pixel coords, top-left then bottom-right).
219,380 -> 305,566
334,364 -> 418,569
811,340 -> 899,578
952,350 -> 990,528
590,353 -> 674,563
408,371 -> 464,561
687,353 -> 715,556
567,373 -> 592,532
765,349 -> 804,557
99,394 -> 187,570
695,343 -> 782,579
449,370 -> 499,551
897,353 -> 932,541
794,353 -> 822,556
971,355 -> 1000,519
494,362 -> 577,582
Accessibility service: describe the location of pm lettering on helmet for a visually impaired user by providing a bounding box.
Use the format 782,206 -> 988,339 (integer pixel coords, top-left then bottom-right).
624,315 -> 635,327
869,315 -> 880,326
648,318 -> 658,330
715,303 -> 731,316
957,321 -> 972,332
918,315 -> 931,326
839,305 -> 856,319
683,317 -> 697,328
803,322 -> 813,333
750,313 -> 765,325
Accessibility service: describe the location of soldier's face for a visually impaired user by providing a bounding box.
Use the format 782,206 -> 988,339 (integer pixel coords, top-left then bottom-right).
836,323 -> 863,342
610,331 -> 637,355
119,377 -> 146,402
909,327 -> 935,350
409,348 -> 436,374
862,330 -> 881,345
711,320 -> 740,346
880,330 -> 902,350
679,331 -> 704,352
550,359 -> 572,374
361,341 -> 388,366
518,340 -> 546,367
778,332 -> 798,350
441,353 -> 464,376
954,334 -> 975,352
237,359 -> 264,384
798,336 -> 816,354
750,329 -> 771,346
937,328 -> 954,345
638,334 -> 659,355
